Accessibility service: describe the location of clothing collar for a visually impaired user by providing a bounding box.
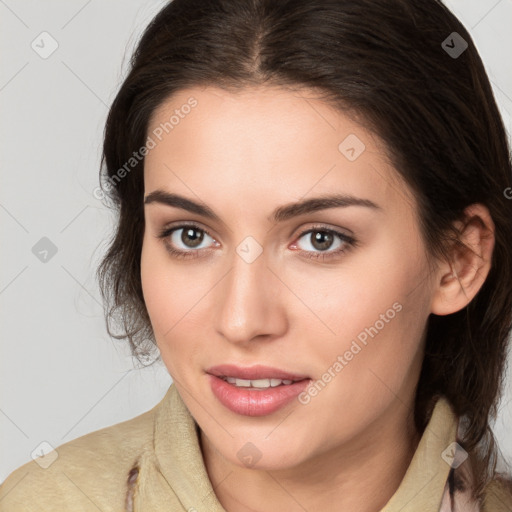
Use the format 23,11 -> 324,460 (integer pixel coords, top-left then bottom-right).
153,383 -> 225,511
142,384 -> 459,511
381,396 -> 458,511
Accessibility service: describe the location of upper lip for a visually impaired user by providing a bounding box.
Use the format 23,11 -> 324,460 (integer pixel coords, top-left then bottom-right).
206,364 -> 310,381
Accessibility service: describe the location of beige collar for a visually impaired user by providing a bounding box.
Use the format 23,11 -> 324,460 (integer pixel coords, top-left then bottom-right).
134,384 -> 458,511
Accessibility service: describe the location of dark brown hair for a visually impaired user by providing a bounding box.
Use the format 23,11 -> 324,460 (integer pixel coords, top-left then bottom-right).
97,0 -> 512,501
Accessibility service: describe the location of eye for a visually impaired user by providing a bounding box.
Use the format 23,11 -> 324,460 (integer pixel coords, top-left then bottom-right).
157,223 -> 219,259
291,225 -> 357,261
157,222 -> 357,262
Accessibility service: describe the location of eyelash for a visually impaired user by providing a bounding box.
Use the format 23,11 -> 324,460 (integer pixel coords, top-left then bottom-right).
156,222 -> 358,262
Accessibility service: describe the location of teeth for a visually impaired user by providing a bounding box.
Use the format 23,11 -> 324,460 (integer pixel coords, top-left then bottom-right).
224,377 -> 295,389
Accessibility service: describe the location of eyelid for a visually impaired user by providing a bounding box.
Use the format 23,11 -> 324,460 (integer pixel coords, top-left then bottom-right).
158,220 -> 353,241
292,222 -> 354,239
158,220 -> 217,238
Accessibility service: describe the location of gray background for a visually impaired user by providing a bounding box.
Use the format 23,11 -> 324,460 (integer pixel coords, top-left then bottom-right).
1,0 -> 511,482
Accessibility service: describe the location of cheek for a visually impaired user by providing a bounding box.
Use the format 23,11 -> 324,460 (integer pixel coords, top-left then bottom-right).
298,274 -> 427,441
140,237 -> 210,365
140,238 -> 166,330
140,237 -> 185,345
298,248 -> 413,342
303,235 -> 429,386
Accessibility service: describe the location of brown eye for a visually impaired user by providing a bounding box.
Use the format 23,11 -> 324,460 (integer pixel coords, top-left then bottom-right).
292,226 -> 357,262
180,227 -> 205,248
296,229 -> 346,253
308,231 -> 335,251
157,223 -> 218,259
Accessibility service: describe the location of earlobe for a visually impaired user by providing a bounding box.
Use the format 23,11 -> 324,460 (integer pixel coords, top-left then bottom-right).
430,204 -> 495,316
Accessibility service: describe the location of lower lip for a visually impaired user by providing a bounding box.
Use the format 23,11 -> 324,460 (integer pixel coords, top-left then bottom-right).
208,374 -> 311,417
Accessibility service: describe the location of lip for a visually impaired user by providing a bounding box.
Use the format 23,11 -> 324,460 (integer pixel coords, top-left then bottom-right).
205,364 -> 309,381
208,374 -> 311,416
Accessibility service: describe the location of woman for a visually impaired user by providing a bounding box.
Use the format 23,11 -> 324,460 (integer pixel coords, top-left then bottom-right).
2,0 -> 512,510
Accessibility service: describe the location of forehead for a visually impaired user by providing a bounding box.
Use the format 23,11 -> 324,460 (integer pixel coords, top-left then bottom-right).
144,85 -> 415,218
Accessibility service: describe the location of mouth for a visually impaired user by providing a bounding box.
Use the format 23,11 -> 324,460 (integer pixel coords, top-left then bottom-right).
218,375 -> 306,390
206,363 -> 309,381
206,365 -> 312,416
205,364 -> 311,391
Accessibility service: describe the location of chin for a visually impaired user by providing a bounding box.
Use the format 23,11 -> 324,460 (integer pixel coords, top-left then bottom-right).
227,449 -> 301,472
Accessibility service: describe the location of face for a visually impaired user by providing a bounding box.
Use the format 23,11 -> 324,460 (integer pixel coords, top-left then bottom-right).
141,85 -> 435,471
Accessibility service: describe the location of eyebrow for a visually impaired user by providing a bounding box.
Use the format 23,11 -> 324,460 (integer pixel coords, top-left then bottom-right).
144,190 -> 382,224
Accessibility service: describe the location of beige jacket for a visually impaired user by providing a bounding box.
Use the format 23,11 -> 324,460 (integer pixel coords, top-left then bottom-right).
1,384 -> 510,511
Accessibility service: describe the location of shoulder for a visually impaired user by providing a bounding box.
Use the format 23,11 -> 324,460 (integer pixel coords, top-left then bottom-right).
0,404 -> 157,511
481,476 -> 512,511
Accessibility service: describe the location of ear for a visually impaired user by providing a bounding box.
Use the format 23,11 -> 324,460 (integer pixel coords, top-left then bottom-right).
430,204 -> 495,316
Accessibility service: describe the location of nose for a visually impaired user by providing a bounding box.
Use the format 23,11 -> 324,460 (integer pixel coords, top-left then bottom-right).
215,247 -> 288,346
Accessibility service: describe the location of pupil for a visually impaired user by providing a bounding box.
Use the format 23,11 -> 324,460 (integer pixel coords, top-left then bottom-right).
183,227 -> 204,248
312,231 -> 333,251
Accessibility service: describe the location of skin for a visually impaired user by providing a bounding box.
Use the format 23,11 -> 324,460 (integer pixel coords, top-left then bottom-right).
140,85 -> 495,512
